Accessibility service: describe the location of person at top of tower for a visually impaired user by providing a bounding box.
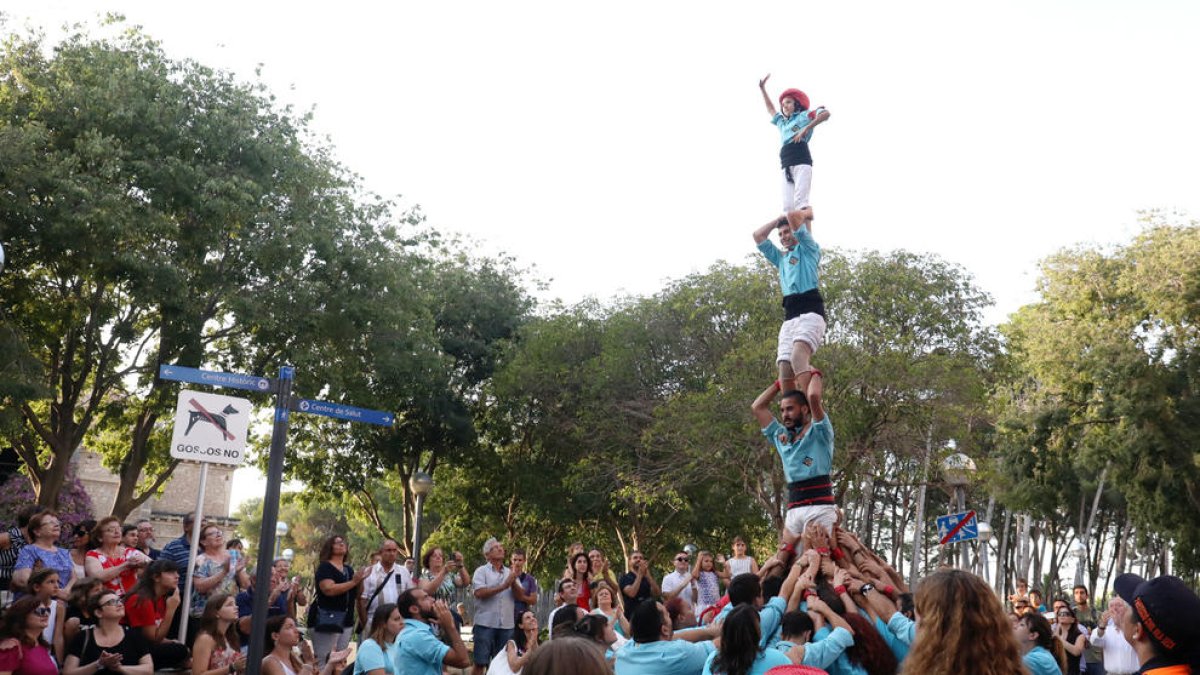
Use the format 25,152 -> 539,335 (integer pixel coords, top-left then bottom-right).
758,74 -> 830,231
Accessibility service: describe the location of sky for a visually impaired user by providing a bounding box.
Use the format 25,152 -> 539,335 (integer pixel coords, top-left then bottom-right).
5,1 -> 1199,514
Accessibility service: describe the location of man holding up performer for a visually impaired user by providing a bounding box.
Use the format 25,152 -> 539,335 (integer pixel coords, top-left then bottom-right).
753,215 -> 825,395
752,370 -> 837,553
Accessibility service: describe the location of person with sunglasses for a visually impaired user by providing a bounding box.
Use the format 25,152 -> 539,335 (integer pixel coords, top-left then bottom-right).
1053,607 -> 1088,675
62,591 -> 152,675
662,552 -> 699,618
0,596 -> 57,675
68,520 -> 96,584
25,568 -> 65,664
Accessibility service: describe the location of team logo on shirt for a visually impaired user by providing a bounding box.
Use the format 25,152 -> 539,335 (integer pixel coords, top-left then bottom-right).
788,257 -> 798,265
803,457 -> 813,466
777,433 -> 789,445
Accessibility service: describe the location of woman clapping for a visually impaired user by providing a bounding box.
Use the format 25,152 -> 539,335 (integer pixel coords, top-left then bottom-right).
62,591 -> 153,675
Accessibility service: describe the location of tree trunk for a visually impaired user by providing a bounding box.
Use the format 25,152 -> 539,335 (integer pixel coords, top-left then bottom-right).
859,473 -> 877,548
909,428 -> 933,588
996,508 -> 1011,595
1080,462 -> 1109,586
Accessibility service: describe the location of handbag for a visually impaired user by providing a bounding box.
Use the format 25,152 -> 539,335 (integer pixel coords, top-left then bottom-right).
313,563 -> 353,632
315,607 -> 348,632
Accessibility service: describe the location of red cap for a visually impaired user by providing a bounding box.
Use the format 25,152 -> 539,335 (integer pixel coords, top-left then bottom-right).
766,666 -> 829,675
779,88 -> 810,112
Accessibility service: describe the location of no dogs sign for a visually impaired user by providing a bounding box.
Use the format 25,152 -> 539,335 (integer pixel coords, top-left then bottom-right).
169,390 -> 251,465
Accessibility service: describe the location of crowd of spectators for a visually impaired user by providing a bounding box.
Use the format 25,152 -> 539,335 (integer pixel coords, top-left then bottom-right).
0,502 -> 1196,675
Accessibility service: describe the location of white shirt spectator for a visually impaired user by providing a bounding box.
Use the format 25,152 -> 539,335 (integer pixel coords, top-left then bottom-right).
662,570 -> 698,610
363,560 -> 412,610
473,562 -> 515,630
1089,619 -> 1139,675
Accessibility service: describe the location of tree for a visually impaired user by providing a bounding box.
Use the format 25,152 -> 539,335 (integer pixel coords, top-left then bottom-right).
993,215 -> 1200,579
413,250 -> 999,575
277,252 -> 535,555
0,23 -> 414,516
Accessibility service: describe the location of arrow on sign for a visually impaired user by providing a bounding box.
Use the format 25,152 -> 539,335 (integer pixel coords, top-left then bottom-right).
189,398 -> 236,441
939,510 -> 976,545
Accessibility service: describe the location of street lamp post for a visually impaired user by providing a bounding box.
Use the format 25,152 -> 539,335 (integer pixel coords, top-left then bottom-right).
274,522 -> 288,559
410,471 -> 434,565
978,522 -> 993,583
941,452 -> 977,571
1071,540 -> 1087,588
281,548 -> 294,562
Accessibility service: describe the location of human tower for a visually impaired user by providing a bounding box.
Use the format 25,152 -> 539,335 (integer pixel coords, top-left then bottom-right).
749,74 -> 838,558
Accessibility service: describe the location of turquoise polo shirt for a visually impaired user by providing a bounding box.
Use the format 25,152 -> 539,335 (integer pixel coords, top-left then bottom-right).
811,626 -> 868,675
775,626 -> 855,670
763,417 -> 833,484
887,611 -> 916,646
874,615 -> 909,663
1024,646 -> 1062,675
757,228 -> 820,297
702,647 -> 791,675
771,109 -> 827,146
395,620 -> 449,675
713,596 -> 787,649
615,638 -> 715,675
352,638 -> 395,675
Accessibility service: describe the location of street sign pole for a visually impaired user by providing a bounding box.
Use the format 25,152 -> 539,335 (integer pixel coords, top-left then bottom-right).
157,361 -> 393,675
176,462 -> 210,640
246,366 -> 295,675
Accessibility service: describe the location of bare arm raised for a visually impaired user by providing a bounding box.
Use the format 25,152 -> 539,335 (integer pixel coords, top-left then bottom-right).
752,381 -> 781,429
759,74 -> 778,117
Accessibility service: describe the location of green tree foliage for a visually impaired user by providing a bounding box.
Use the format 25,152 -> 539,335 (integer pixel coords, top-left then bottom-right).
424,252 -> 996,576
277,252 -> 535,554
0,23 -> 429,516
994,215 -> 1200,574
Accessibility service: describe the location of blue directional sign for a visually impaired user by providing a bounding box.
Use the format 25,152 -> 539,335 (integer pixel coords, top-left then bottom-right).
159,364 -> 272,393
293,398 -> 395,426
936,510 -> 979,545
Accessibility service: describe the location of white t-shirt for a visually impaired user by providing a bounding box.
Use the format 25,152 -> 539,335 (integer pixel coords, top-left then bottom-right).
662,570 -> 697,609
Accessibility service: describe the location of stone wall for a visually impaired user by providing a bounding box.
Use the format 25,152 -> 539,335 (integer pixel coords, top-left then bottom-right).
73,448 -> 238,540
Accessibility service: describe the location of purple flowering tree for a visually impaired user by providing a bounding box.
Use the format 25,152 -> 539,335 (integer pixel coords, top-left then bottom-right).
0,468 -> 95,546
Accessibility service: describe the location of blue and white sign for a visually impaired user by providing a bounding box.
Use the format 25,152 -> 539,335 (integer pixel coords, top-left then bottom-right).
294,398 -> 395,426
936,510 -> 979,544
159,364 -> 272,393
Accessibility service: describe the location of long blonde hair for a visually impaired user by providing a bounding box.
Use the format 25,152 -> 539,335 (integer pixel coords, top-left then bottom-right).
901,569 -> 1025,675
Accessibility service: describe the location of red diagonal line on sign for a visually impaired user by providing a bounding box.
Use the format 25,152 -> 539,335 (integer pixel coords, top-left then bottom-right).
189,399 -> 235,441
939,510 -> 976,545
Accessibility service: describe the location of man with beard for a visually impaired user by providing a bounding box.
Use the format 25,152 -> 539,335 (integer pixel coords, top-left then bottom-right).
395,588 -> 471,675
752,370 -> 836,555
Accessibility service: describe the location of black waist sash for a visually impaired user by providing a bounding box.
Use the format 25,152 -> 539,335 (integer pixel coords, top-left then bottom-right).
787,475 -> 835,509
782,289 -> 826,320
780,141 -> 813,169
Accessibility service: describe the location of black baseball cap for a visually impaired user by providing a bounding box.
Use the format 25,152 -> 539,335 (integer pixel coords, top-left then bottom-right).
1114,573 -> 1200,654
